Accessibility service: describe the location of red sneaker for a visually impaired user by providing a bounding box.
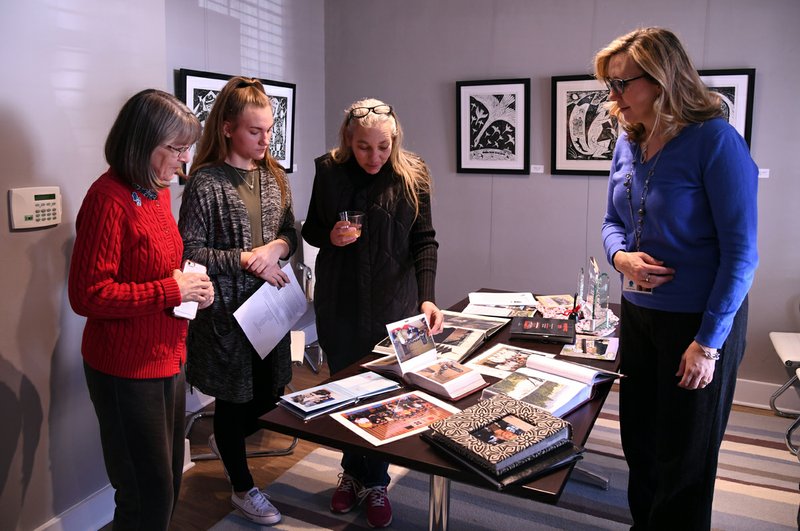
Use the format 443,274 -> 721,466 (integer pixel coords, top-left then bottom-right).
330,473 -> 362,513
362,485 -> 392,528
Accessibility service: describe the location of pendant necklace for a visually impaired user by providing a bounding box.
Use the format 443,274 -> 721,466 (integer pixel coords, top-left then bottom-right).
227,163 -> 256,191
624,144 -> 664,252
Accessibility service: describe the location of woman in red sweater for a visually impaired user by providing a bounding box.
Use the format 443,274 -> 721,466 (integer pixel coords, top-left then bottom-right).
68,89 -> 214,530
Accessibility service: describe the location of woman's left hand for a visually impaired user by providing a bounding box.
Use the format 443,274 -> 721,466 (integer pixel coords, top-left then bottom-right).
676,341 -> 716,390
421,301 -> 444,335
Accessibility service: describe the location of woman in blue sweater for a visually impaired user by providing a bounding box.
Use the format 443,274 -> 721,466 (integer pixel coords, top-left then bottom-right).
595,28 -> 758,529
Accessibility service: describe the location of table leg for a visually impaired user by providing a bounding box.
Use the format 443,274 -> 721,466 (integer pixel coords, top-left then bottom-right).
428,474 -> 450,531
571,465 -> 610,489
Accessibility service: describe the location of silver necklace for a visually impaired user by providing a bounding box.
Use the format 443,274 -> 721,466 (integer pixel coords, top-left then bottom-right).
624,145 -> 664,251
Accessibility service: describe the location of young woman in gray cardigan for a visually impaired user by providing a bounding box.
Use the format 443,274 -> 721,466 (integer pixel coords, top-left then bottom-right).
178,77 -> 296,526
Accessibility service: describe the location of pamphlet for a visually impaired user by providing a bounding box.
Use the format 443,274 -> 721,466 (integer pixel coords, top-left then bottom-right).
233,263 -> 307,359
329,390 -> 460,446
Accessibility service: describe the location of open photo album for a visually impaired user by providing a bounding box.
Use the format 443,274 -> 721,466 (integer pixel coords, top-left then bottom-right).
278,372 -> 400,420
372,310 -> 509,362
363,313 -> 488,400
463,343 -> 555,379
480,354 -> 621,417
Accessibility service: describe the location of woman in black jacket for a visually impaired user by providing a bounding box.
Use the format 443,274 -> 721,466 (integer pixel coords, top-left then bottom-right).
302,98 -> 443,528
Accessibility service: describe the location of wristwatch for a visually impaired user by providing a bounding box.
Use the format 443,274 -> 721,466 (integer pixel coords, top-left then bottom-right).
699,344 -> 720,360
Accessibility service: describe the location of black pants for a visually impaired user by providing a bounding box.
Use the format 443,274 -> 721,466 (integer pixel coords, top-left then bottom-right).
213,351 -> 282,493
618,297 -> 747,530
328,354 -> 390,488
84,362 -> 185,531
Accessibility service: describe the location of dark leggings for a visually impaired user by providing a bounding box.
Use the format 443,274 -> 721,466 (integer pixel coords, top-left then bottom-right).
212,351 -> 283,493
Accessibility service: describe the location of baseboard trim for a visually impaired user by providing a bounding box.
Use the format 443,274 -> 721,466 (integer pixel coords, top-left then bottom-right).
34,484 -> 114,531
734,377 -> 800,414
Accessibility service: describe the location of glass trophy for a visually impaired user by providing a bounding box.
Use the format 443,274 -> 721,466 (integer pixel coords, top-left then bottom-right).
582,257 -> 611,332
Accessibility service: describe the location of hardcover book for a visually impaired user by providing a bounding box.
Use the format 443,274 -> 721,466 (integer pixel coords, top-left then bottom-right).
372,310 -> 509,362
509,316 -> 576,344
559,335 -> 619,361
422,432 -> 583,490
481,355 -> 620,417
463,343 -> 555,379
364,313 -> 488,400
425,394 -> 572,476
278,372 -> 400,420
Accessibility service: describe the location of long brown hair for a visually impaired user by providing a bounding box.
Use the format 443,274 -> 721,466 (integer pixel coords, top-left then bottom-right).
331,98 -> 432,218
594,27 -> 723,143
191,76 -> 288,207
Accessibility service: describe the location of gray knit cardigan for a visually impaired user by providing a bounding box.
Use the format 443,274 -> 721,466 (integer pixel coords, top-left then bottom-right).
178,164 -> 297,403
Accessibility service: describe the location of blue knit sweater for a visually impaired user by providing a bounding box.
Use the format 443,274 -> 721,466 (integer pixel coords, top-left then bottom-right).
602,118 -> 758,348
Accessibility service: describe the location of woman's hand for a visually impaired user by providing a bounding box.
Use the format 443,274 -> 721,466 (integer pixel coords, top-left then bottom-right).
421,301 -> 444,335
676,341 -> 716,390
330,220 -> 359,247
243,241 -> 290,286
172,269 -> 214,308
613,250 -> 675,289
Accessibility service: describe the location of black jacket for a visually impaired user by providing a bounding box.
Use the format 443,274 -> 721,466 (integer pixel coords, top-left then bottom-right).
302,154 -> 438,373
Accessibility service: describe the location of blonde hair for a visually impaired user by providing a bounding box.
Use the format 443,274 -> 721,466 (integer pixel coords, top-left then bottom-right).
191,76 -> 288,208
331,98 -> 431,218
594,27 -> 723,143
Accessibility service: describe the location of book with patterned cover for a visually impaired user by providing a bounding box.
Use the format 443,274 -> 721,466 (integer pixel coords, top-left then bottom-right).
426,395 -> 572,475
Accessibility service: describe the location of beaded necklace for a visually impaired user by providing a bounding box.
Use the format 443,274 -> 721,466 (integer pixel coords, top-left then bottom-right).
624,145 -> 664,251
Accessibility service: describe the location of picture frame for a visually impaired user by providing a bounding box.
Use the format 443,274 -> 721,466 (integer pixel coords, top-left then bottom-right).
550,75 -> 619,176
456,78 -> 530,174
175,68 -> 296,174
698,68 -> 755,147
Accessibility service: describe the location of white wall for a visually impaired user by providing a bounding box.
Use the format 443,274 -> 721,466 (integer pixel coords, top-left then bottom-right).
0,1 -> 325,529
324,0 -> 800,388
0,0 -> 797,529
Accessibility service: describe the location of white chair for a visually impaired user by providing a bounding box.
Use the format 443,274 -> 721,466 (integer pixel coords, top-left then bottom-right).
768,331 -> 800,455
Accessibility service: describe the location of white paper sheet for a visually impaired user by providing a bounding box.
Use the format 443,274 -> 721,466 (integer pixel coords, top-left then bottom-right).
234,263 -> 308,359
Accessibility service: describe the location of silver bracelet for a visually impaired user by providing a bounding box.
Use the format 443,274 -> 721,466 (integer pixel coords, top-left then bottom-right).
700,345 -> 720,360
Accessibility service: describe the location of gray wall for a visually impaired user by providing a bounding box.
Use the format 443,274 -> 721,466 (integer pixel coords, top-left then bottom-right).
324,0 -> 800,387
0,0 -> 797,529
0,1 -> 325,529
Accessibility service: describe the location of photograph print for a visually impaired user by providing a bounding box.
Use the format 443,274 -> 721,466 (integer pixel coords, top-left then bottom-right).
175,68 -> 296,174
551,74 -> 619,176
457,78 -> 530,174
698,68 -> 755,147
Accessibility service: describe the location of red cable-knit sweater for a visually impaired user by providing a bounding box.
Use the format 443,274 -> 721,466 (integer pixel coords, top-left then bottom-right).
68,170 -> 186,379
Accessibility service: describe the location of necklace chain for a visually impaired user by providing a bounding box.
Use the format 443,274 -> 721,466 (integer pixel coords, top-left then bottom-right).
228,163 -> 257,190
625,145 -> 664,251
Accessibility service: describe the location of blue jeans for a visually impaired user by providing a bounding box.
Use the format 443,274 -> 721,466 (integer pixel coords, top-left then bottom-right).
341,452 -> 391,488
83,362 -> 185,531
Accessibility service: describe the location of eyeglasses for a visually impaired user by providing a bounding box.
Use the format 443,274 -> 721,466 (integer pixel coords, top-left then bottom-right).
165,145 -> 191,157
605,74 -> 647,94
349,105 -> 393,119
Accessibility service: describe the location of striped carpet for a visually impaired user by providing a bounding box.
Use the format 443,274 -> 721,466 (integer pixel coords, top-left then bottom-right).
211,391 -> 799,530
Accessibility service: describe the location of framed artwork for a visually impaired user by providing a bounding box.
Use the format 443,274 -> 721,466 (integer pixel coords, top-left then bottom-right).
456,78 -> 530,174
551,74 -> 619,176
175,68 -> 296,173
698,68 -> 755,147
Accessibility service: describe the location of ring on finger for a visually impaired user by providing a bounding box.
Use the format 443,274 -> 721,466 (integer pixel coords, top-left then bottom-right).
645,274 -> 651,282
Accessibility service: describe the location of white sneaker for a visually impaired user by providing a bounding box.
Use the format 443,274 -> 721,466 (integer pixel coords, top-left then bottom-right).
231,487 -> 282,526
208,434 -> 230,481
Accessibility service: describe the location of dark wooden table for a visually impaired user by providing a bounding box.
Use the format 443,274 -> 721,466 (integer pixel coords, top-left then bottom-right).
259,292 -> 621,530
